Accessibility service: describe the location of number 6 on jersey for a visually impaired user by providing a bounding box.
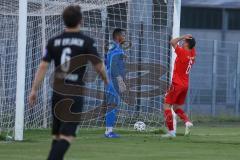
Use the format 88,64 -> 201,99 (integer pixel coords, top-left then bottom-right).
61,47 -> 71,72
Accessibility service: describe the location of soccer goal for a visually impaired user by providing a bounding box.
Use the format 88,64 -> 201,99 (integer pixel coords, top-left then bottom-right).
0,0 -> 180,140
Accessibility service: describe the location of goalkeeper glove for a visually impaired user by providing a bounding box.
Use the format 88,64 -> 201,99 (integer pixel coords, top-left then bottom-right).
116,76 -> 127,93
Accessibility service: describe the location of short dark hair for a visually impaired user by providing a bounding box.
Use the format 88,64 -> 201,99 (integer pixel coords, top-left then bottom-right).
62,5 -> 82,28
185,37 -> 196,49
113,28 -> 125,40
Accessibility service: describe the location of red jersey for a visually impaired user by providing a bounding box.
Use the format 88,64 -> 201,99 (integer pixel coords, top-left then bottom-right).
172,45 -> 196,87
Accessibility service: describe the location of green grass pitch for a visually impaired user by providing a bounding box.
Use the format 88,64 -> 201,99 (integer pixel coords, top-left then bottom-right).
0,123 -> 240,160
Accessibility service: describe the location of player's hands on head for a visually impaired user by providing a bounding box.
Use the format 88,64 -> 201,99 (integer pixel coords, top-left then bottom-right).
29,90 -> 37,107
183,34 -> 192,40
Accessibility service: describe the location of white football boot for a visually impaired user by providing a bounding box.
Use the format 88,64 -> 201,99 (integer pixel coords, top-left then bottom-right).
161,130 -> 176,138
185,121 -> 193,136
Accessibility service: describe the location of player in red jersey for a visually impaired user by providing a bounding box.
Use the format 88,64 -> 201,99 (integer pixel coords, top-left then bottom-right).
162,34 -> 196,138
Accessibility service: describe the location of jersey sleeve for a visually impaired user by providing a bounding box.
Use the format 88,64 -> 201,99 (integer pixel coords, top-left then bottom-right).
175,45 -> 184,57
42,40 -> 53,62
85,38 -> 102,65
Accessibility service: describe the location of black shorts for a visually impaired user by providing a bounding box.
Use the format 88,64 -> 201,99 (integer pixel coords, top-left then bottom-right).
51,92 -> 83,137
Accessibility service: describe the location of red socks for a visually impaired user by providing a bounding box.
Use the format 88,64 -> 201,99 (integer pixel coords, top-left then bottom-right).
164,109 -> 174,131
175,108 -> 190,123
164,108 -> 190,131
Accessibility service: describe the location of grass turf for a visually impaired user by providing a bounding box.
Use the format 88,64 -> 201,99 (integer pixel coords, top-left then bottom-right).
0,124 -> 240,160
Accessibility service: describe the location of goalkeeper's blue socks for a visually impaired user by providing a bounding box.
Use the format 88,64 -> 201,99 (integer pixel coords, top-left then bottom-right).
47,139 -> 70,160
105,108 -> 120,138
106,108 -> 117,127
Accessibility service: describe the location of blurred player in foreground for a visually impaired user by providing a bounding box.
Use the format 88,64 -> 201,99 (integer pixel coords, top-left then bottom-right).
104,28 -> 127,138
162,34 -> 196,138
29,5 -> 108,159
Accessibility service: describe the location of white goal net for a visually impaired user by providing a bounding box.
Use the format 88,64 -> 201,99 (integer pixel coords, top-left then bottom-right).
0,0 -> 175,139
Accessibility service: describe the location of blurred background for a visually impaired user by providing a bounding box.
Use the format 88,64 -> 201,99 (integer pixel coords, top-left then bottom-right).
181,0 -> 240,118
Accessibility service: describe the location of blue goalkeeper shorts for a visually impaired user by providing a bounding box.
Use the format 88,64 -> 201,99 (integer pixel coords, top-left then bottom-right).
105,79 -> 120,106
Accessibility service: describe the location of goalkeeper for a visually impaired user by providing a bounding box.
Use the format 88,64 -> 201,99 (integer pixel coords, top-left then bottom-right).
104,28 -> 127,138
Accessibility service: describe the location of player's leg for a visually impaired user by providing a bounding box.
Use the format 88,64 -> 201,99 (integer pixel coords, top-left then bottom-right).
47,123 -> 77,160
51,113 -> 61,146
162,84 -> 186,138
47,136 -> 60,160
105,104 -> 119,138
47,134 -> 60,159
48,95 -> 82,159
173,86 -> 190,123
173,86 -> 192,124
161,103 -> 176,138
47,116 -> 63,159
48,114 -> 80,159
173,105 -> 193,136
173,87 -> 193,135
105,83 -> 120,138
164,104 -> 174,132
47,93 -> 62,159
54,134 -> 74,159
51,135 -> 59,147
162,85 -> 179,138
173,105 -> 190,123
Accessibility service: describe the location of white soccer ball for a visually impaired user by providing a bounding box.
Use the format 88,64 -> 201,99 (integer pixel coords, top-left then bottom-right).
134,121 -> 146,132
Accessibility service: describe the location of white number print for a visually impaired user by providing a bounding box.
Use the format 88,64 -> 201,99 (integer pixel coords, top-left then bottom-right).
61,47 -> 71,72
186,59 -> 193,74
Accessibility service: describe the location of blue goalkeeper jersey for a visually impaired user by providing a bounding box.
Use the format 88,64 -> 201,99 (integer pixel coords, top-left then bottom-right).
105,41 -> 126,80
105,41 -> 126,96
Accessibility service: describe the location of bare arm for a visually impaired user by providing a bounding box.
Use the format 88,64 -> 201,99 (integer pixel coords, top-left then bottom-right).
29,61 -> 49,105
31,61 -> 49,91
94,62 -> 109,85
170,34 -> 192,49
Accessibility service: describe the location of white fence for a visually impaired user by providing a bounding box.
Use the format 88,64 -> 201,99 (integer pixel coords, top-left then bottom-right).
187,39 -> 240,117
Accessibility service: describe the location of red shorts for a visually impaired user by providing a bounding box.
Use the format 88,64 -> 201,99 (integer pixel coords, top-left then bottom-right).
164,84 -> 188,105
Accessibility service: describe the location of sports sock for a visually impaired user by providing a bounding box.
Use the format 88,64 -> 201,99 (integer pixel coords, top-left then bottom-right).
47,139 -> 58,160
51,139 -> 58,147
169,130 -> 176,136
47,139 -> 70,160
164,109 -> 174,131
105,127 -> 113,134
175,108 -> 190,123
106,108 -> 117,132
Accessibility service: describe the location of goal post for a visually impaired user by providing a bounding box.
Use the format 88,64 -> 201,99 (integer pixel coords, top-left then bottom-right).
171,0 -> 181,132
15,0 -> 28,141
171,0 -> 181,79
0,0 -> 178,140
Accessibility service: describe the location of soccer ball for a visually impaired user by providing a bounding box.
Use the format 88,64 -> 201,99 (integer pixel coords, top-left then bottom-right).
134,121 -> 146,132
